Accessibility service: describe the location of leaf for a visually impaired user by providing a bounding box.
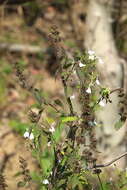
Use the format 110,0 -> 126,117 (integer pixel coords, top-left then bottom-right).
9,120 -> 28,135
54,99 -> 64,108
52,123 -> 64,142
33,88 -> 42,105
60,116 -> 78,123
17,181 -> 26,187
114,120 -> 124,130
63,63 -> 72,69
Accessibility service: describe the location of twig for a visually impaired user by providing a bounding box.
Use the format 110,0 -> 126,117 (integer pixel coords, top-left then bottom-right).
110,88 -> 123,94
92,151 -> 127,169
0,43 -> 47,54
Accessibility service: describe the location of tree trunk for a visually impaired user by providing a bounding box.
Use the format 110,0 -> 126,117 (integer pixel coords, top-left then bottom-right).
85,0 -> 126,162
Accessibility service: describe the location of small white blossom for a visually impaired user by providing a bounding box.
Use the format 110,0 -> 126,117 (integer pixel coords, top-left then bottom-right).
49,126 -> 55,133
70,94 -> 75,99
79,61 -> 85,67
93,120 -> 97,126
88,50 -> 95,55
24,131 -> 29,138
98,57 -> 104,65
73,70 -> 76,74
47,141 -> 51,147
88,50 -> 95,60
29,133 -> 34,140
96,79 -> 100,85
42,179 -> 49,185
88,55 -> 95,61
24,131 -> 34,140
99,100 -> 105,107
49,122 -> 55,133
86,87 -> 91,94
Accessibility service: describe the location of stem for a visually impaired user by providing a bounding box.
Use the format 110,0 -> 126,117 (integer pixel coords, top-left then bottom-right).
110,88 -> 123,94
92,151 -> 127,169
97,174 -> 104,190
61,76 -> 74,116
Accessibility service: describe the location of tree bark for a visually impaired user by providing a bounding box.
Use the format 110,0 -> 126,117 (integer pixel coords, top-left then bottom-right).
85,0 -> 125,162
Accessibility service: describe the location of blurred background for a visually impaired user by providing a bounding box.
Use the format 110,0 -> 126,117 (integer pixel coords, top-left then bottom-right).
0,0 -> 127,189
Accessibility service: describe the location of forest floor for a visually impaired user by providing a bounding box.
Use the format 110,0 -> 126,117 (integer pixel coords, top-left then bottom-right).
0,4 -> 68,189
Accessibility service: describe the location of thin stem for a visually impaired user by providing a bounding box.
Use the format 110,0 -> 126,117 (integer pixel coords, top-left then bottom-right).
92,151 -> 127,169
97,174 -> 104,190
61,76 -> 74,116
48,103 -> 60,113
110,88 -> 123,94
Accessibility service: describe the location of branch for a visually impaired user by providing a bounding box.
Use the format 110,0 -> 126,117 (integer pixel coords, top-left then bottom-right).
0,43 -> 47,54
110,88 -> 123,94
92,151 -> 127,169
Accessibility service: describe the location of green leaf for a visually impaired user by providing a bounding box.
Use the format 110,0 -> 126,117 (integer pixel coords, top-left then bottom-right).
60,116 -> 78,123
17,181 -> 26,187
31,172 -> 42,183
63,63 -> 72,69
52,123 -> 64,142
33,88 -> 42,105
114,120 -> 124,130
9,120 -> 28,135
2,64 -> 12,74
18,59 -> 27,66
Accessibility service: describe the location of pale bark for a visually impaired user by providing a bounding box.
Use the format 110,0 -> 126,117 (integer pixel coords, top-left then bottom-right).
0,43 -> 46,54
85,0 -> 125,160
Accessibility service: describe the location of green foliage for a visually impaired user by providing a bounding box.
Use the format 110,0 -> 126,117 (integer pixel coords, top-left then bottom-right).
1,63 -> 12,74
17,59 -> 28,66
9,120 -> 28,135
60,116 -> 78,123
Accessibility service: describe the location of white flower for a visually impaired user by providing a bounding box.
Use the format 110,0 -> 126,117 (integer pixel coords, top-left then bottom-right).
42,179 -> 49,185
29,133 -> 34,140
70,94 -> 75,99
93,120 -> 97,126
88,50 -> 95,60
99,100 -> 105,107
47,141 -> 51,147
24,131 -> 29,138
86,87 -> 91,94
49,122 -> 55,133
88,50 -> 95,55
96,79 -> 100,85
98,57 -> 104,65
24,131 -> 34,140
88,55 -> 95,61
78,61 -> 85,67
73,70 -> 76,74
49,126 -> 55,133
